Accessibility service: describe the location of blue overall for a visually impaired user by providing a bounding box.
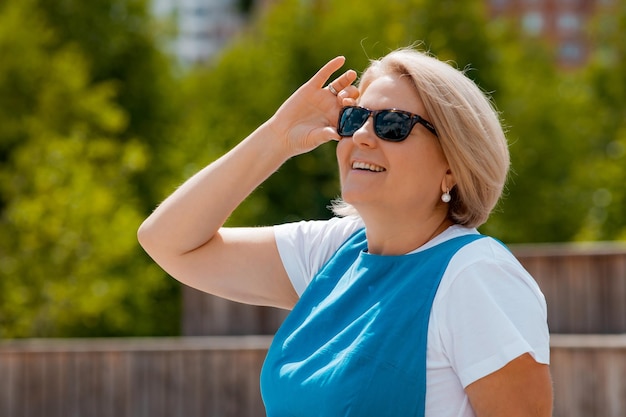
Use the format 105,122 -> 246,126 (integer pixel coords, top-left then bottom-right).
261,229 -> 486,416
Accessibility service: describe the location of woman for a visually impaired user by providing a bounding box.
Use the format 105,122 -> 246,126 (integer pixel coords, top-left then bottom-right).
138,48 -> 552,416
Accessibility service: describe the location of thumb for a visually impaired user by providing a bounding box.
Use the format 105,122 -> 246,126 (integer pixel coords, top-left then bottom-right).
321,126 -> 341,142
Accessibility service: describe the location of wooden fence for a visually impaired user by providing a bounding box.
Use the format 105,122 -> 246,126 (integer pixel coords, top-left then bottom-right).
514,242 -> 626,334
551,334 -> 626,417
182,293 -> 287,336
0,336 -> 271,417
1,335 -> 626,417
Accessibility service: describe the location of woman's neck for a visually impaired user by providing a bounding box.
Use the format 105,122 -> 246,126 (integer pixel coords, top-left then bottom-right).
360,210 -> 453,256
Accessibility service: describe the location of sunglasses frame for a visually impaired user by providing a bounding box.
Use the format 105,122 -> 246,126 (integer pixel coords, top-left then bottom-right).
337,106 -> 438,141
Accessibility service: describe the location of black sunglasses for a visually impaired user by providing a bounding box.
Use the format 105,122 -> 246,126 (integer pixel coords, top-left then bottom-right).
337,106 -> 438,141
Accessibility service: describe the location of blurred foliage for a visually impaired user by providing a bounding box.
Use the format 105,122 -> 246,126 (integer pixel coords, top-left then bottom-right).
479,3 -> 625,242
0,0 -> 180,337
0,0 -> 624,337
573,0 -> 626,241
477,23 -> 593,242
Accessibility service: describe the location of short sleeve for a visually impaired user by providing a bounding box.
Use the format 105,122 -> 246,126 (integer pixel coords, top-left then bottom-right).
435,240 -> 550,388
273,216 -> 364,296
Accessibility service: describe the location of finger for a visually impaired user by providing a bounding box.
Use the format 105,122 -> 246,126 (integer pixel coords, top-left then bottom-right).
341,96 -> 358,107
309,56 -> 346,89
337,85 -> 359,101
331,69 -> 358,92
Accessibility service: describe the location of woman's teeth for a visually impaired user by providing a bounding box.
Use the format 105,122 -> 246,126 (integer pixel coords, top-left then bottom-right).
352,161 -> 386,172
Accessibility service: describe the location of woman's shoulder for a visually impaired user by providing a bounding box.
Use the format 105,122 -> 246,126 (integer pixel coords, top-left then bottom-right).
451,228 -> 524,272
434,226 -> 543,302
273,216 -> 364,295
424,225 -> 518,266
274,215 -> 364,245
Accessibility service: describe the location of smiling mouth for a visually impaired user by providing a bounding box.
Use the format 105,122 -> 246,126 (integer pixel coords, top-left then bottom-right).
352,161 -> 386,172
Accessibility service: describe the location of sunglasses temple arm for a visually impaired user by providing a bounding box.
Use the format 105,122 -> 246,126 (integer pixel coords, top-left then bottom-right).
420,119 -> 438,137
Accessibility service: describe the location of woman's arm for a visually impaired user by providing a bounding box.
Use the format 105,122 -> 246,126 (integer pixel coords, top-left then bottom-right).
436,243 -> 552,416
466,353 -> 553,417
137,57 -> 358,309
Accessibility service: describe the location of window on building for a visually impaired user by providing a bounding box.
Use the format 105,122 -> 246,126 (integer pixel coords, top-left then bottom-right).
522,12 -> 544,35
490,0 -> 510,10
559,41 -> 584,63
557,13 -> 582,32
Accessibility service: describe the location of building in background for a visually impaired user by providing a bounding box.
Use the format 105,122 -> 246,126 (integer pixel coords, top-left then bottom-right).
153,0 -> 610,66
488,0 -> 612,66
152,0 -> 250,64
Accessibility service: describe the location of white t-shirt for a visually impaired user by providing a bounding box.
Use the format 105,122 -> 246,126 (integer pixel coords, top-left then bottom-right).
274,216 -> 550,417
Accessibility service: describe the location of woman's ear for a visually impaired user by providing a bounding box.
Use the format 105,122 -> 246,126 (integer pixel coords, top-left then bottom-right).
441,169 -> 456,193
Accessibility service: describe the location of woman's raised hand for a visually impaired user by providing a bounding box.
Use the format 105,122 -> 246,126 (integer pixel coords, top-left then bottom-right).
266,56 -> 359,157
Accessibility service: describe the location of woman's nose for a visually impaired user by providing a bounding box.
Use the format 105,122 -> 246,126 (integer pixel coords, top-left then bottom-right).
351,119 -> 377,148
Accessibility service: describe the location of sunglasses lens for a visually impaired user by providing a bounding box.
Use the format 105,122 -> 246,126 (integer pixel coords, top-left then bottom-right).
338,107 -> 370,136
375,111 -> 412,141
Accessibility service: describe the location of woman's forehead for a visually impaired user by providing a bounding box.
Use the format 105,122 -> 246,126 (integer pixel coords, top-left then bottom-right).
357,74 -> 425,113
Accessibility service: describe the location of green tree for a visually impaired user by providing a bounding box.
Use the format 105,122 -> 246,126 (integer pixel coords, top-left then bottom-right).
0,0 -> 179,337
574,1 -> 626,240
478,22 -> 593,243
32,0 -> 183,208
482,3 -> 626,243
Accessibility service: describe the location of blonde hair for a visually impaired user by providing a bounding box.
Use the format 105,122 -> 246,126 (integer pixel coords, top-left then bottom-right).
332,48 -> 510,228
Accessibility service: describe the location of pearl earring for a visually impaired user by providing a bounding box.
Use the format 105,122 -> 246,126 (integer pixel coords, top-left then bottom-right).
441,188 -> 451,203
